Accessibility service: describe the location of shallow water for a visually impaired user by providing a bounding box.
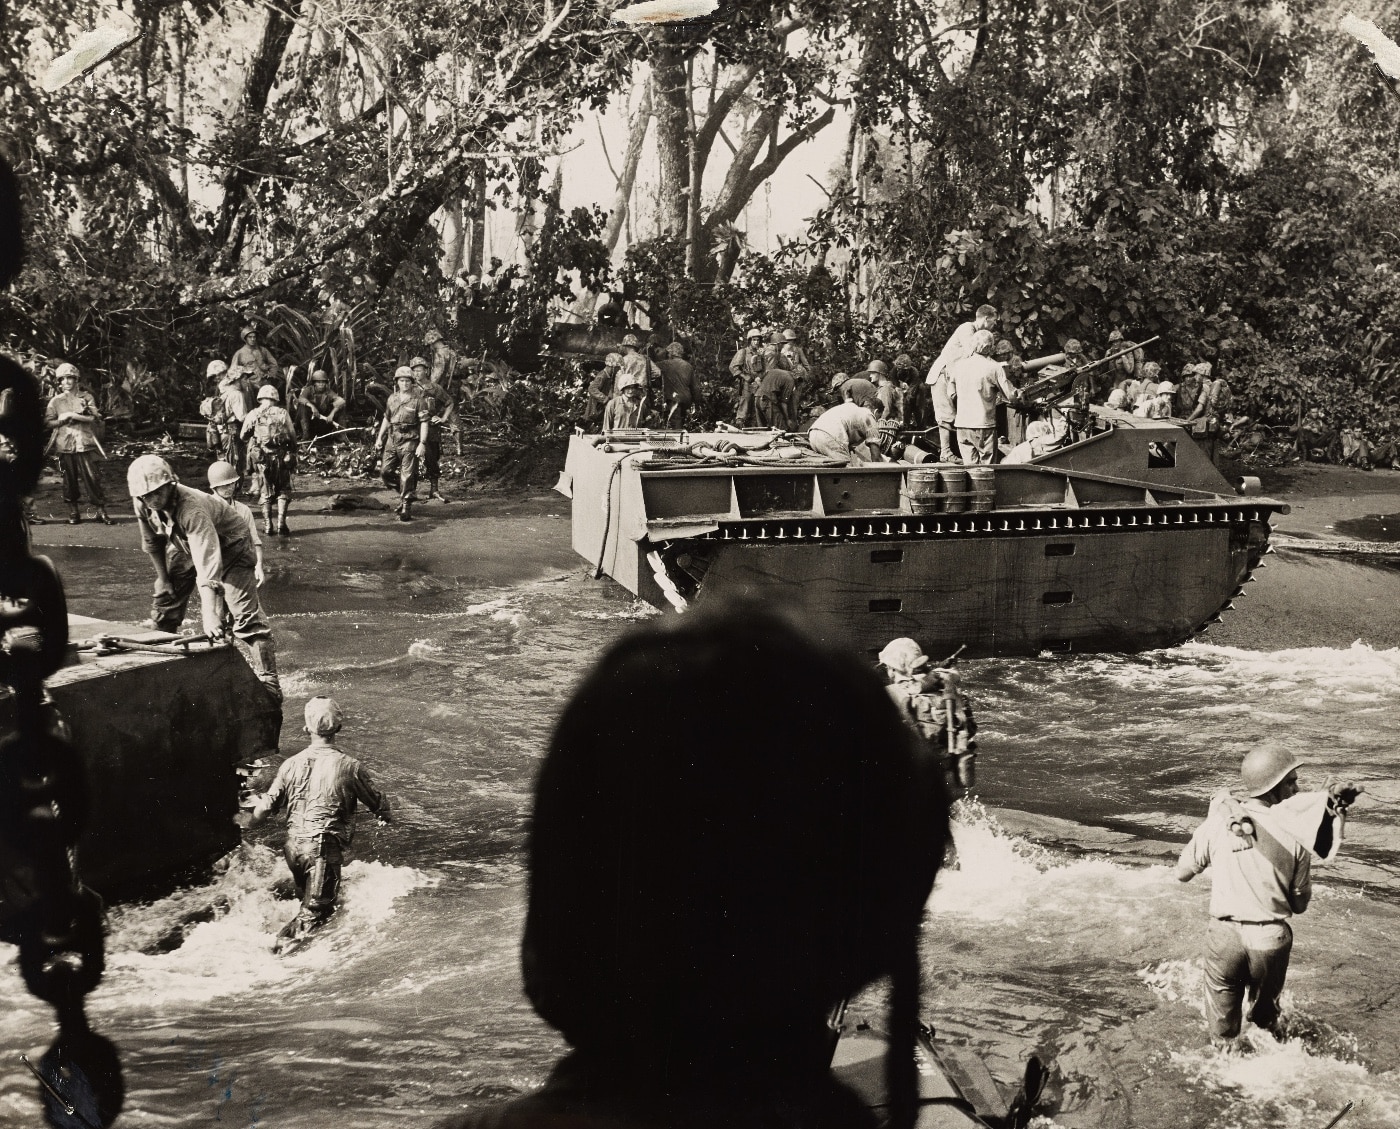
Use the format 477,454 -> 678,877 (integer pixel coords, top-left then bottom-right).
3,510 -> 1399,1128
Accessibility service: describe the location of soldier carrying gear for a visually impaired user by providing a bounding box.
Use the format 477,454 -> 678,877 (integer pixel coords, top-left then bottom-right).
878,638 -> 977,790
128,454 -> 281,702
241,384 -> 298,535
729,328 -> 767,426
372,366 -> 429,521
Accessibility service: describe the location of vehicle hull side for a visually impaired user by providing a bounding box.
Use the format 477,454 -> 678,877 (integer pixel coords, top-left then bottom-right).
685,526 -> 1256,658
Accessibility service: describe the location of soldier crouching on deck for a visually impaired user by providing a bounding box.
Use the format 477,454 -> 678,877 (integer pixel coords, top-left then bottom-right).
239,696 -> 390,953
128,453 -> 281,702
372,366 -> 429,521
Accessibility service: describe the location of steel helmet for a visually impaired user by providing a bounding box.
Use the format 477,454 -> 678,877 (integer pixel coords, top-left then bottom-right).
621,334 -> 640,347
207,460 -> 240,489
865,359 -> 889,376
127,454 -> 176,497
257,384 -> 280,402
55,362 -> 79,380
782,328 -> 798,341
666,341 -> 685,357
311,369 -> 328,383
394,365 -> 415,381
409,356 -> 430,369
894,353 -> 913,368
1063,338 -> 1084,355
1240,746 -> 1302,797
830,372 -> 849,388
878,637 -> 929,677
746,328 -> 762,339
206,359 -> 228,378
240,324 -> 258,340
604,352 -> 622,367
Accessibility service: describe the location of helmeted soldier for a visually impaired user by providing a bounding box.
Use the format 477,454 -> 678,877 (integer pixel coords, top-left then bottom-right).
878,638 -> 976,793
297,369 -> 346,440
372,366 -> 429,521
411,354 -> 457,501
45,361 -> 109,525
128,453 -> 281,701
230,323 -> 281,386
241,384 -> 298,535
728,327 -> 766,426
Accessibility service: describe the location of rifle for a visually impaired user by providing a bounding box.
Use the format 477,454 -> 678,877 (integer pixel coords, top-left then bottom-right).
1019,336 -> 1161,405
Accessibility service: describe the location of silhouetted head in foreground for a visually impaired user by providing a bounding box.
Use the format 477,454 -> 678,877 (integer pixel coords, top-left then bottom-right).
449,606 -> 950,1129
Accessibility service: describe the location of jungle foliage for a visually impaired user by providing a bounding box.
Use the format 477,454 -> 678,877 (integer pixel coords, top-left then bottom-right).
3,0 -> 1400,460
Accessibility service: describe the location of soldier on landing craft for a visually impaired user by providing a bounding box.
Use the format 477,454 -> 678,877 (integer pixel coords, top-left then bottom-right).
372,367 -> 430,522
729,327 -> 766,426
128,454 -> 281,702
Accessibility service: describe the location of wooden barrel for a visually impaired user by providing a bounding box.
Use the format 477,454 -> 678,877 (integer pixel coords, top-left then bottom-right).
942,467 -> 970,513
967,466 -> 996,512
905,468 -> 942,514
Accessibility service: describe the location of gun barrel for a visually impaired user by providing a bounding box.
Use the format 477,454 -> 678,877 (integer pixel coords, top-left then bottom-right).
1022,352 -> 1066,373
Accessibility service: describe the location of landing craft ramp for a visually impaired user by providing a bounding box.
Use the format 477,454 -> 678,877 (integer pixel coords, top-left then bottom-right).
557,413 -> 1286,658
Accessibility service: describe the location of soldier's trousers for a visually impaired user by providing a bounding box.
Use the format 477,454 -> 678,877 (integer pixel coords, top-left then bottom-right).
152,547 -> 281,699
59,451 -> 105,505
380,437 -> 419,501
278,833 -> 343,942
422,437 -> 441,484
1203,918 -> 1292,1038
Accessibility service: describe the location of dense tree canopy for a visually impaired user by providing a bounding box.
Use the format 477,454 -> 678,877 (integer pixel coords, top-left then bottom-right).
3,0 -> 1400,459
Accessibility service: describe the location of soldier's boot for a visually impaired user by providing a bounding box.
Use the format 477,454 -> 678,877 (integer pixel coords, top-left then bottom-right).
276,499 -> 290,536
67,504 -> 82,525
428,478 -> 444,501
94,506 -> 112,525
248,638 -> 283,703
398,497 -> 413,522
261,503 -> 274,535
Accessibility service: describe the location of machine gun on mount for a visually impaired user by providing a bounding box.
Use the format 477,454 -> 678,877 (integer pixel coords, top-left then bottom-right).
1017,336 -> 1161,407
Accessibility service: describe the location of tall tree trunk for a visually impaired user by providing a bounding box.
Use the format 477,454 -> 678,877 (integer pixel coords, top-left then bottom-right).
603,81 -> 652,253
467,166 -> 487,276
649,38 -> 690,242
211,0 -> 306,261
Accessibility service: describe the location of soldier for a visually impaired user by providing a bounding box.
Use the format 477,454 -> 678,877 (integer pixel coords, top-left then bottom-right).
754,362 -> 798,431
927,304 -> 998,462
219,365 -> 252,487
615,333 -> 653,397
872,359 -> 904,425
879,637 -> 977,794
949,330 -> 1020,464
128,453 -> 281,701
200,361 -> 234,458
230,324 -> 281,387
44,361 -> 110,525
411,354 -> 457,502
779,328 -> 812,385
1174,362 -> 1206,420
603,382 -> 651,430
425,328 -> 459,390
728,327 -> 766,426
242,385 -> 298,535
297,369 -> 346,440
240,696 -> 390,954
208,460 -> 266,587
657,341 -> 702,427
807,399 -> 883,465
585,353 -> 620,429
372,366 -> 430,521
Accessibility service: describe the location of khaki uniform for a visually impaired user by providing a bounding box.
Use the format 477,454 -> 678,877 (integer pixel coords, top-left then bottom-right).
416,381 -> 457,486
136,484 -> 279,698
45,389 -> 106,507
242,403 -> 298,502
380,389 -> 428,501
